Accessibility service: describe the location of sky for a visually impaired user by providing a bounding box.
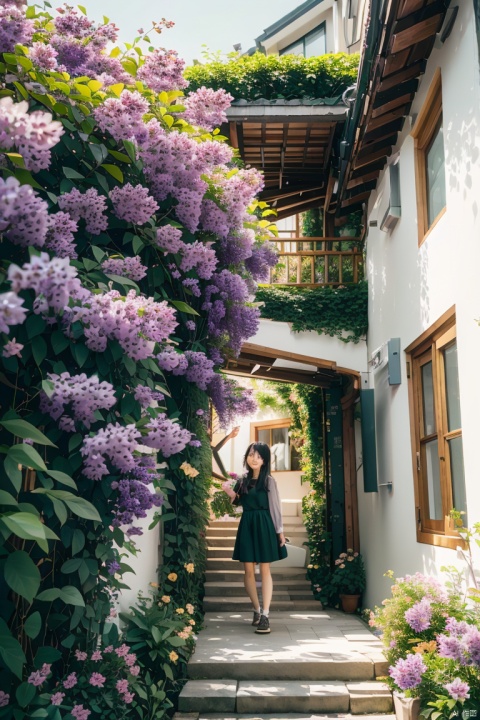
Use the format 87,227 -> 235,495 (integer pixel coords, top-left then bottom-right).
86,0 -> 303,65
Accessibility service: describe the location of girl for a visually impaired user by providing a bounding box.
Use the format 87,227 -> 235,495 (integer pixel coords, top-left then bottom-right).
222,442 -> 287,634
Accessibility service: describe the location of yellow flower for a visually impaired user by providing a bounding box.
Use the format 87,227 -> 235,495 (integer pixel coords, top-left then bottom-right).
186,603 -> 194,614
313,565 -> 319,569
167,573 -> 177,582
150,582 -> 159,588
176,608 -> 185,614
189,619 -> 195,626
180,462 -> 199,478
185,563 -> 195,574
169,651 -> 178,663
161,595 -> 171,604
307,564 -> 313,569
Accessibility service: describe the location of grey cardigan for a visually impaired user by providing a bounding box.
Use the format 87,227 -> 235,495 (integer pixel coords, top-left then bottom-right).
267,475 -> 284,534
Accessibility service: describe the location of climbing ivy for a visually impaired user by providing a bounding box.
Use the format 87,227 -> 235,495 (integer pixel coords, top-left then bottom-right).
256,282 -> 368,342
185,53 -> 359,102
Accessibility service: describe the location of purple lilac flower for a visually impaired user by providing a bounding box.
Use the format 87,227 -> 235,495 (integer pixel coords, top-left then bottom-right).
445,617 -> 471,636
58,188 -> 108,235
143,414 -> 192,457
111,464 -> 163,531
389,653 -> 427,691
134,385 -> 164,408
102,256 -> 147,282
181,351 -> 215,390
2,337 -> 24,358
54,6 -> 94,37
71,289 -> 178,360
174,187 -> 204,233
71,704 -> 91,720
50,692 -> 65,706
155,225 -> 183,252
245,242 -> 278,282
110,183 -> 159,225
0,4 -> 34,53
81,423 -> 140,480
444,678 -> 470,701
180,240 -> 218,279
200,199 -> 230,239
183,87 -> 233,132
107,560 -> 120,575
44,212 -> 78,259
27,671 -> 46,687
437,633 -> 464,663
30,42 -> 59,71
405,597 -> 432,633
185,320 -> 196,331
75,650 -> 87,661
137,48 -> 188,92
0,692 -> 10,708
8,253 -> 84,315
157,346 -> 188,373
464,625 -> 480,665
39,372 -> 116,431
94,91 -> 149,143
208,375 -> 257,428
0,176 -> 49,248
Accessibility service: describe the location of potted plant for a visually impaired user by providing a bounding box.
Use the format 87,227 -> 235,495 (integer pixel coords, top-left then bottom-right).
331,549 -> 366,612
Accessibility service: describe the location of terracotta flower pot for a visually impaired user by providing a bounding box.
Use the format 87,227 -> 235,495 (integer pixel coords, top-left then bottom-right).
393,693 -> 420,720
339,593 -> 361,613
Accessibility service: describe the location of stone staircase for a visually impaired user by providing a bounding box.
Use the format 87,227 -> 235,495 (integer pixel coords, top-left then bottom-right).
175,507 -> 394,720
204,502 -> 318,613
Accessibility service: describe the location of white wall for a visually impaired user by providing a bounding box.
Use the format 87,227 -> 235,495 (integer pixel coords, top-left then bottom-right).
117,508 -> 160,615
359,0 -> 480,608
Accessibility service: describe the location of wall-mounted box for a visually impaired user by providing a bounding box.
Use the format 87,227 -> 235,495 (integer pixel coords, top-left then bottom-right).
387,337 -> 401,385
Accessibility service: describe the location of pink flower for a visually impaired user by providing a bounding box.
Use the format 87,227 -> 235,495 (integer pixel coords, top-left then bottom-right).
123,691 -> 135,704
50,692 -> 65,706
75,650 -> 88,661
124,653 -> 137,667
114,643 -> 130,658
64,672 -> 78,689
116,679 -> 129,694
71,704 -> 91,720
91,651 -> 102,661
0,692 -> 10,708
103,645 -> 114,653
129,665 -> 140,676
2,338 -> 23,358
89,672 -> 106,687
27,671 -> 46,687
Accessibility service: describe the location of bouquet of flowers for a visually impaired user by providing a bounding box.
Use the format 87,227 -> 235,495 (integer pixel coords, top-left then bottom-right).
331,549 -> 366,595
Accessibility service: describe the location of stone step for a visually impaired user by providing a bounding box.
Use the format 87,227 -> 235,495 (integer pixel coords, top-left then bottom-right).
207,535 -> 308,549
191,715 -> 396,720
208,516 -> 306,530
204,581 -> 312,597
205,569 -> 308,582
203,597 -> 320,612
178,680 -> 392,715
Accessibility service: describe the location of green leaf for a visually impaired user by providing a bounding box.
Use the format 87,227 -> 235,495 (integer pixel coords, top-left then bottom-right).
7,444 -> 47,471
71,342 -> 89,368
59,586 -> 85,606
170,300 -> 200,316
167,635 -> 186,647
24,612 -> 42,640
0,419 -> 56,447
11,168 -> 43,190
32,335 -> 48,366
78,5 -> 87,14
123,140 -> 137,162
51,330 -> 70,355
63,166 -> 85,180
87,81 -> 103,94
63,496 -> 101,522
0,490 -> 18,505
61,558 -> 83,574
16,682 -> 36,708
72,529 -> 85,556
101,164 -> 123,182
109,82 -> 125,97
4,550 -> 41,604
108,150 -> 132,163
0,629 -> 27,679
73,83 -> 91,99
50,497 -> 68,526
4,456 -> 22,493
46,470 -> 77,490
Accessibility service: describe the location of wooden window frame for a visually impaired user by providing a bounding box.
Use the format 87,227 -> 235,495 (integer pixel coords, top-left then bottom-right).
405,306 -> 466,549
250,418 -> 298,473
411,68 -> 446,246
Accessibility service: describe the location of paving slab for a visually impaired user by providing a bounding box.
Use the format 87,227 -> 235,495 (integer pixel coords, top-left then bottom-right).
346,681 -> 393,713
196,715 -> 395,720
236,681 -> 349,713
179,680 -> 237,713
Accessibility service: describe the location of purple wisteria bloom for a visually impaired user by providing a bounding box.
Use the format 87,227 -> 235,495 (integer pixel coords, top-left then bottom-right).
389,653 -> 427,690
404,597 -> 432,632
444,678 -> 470,701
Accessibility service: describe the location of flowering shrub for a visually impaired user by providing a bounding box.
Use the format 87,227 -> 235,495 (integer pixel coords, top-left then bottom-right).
331,549 -> 366,595
371,571 -> 480,716
0,0 -> 276,712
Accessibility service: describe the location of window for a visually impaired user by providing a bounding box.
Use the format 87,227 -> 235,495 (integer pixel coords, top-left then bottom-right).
411,68 -> 446,244
280,23 -> 326,58
406,309 -> 467,547
251,419 -> 301,471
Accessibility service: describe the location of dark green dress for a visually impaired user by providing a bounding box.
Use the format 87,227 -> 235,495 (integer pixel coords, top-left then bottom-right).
232,480 -> 288,563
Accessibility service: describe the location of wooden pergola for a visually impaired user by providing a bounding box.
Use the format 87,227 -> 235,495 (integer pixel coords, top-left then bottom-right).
224,102 -> 348,222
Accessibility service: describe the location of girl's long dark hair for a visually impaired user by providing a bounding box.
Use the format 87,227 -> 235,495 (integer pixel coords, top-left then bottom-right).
237,442 -> 271,495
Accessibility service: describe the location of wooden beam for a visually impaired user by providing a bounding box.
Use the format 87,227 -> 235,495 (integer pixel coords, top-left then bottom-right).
229,121 -> 239,149
378,60 -> 426,92
323,171 -> 336,217
391,14 -> 444,53
366,105 -> 411,131
347,170 -> 381,190
353,146 -> 390,170
260,184 -> 325,202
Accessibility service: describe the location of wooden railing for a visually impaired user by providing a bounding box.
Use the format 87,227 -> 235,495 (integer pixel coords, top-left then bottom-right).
269,236 -> 364,287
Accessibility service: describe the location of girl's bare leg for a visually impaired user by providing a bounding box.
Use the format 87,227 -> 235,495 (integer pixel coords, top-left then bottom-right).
259,562 -> 273,613
243,562 -> 261,611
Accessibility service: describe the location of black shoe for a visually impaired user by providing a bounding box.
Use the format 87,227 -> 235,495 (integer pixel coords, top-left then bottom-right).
255,614 -> 270,633
252,610 -> 261,626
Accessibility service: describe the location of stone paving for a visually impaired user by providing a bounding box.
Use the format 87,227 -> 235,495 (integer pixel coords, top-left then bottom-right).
177,609 -> 394,718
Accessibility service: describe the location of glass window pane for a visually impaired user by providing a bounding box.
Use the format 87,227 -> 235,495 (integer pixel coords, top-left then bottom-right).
426,119 -> 446,226
421,361 -> 436,435
257,429 -> 269,444
271,427 -> 289,471
444,342 -> 462,431
448,436 -> 467,523
305,25 -> 326,57
424,439 -> 442,520
280,39 -> 304,56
